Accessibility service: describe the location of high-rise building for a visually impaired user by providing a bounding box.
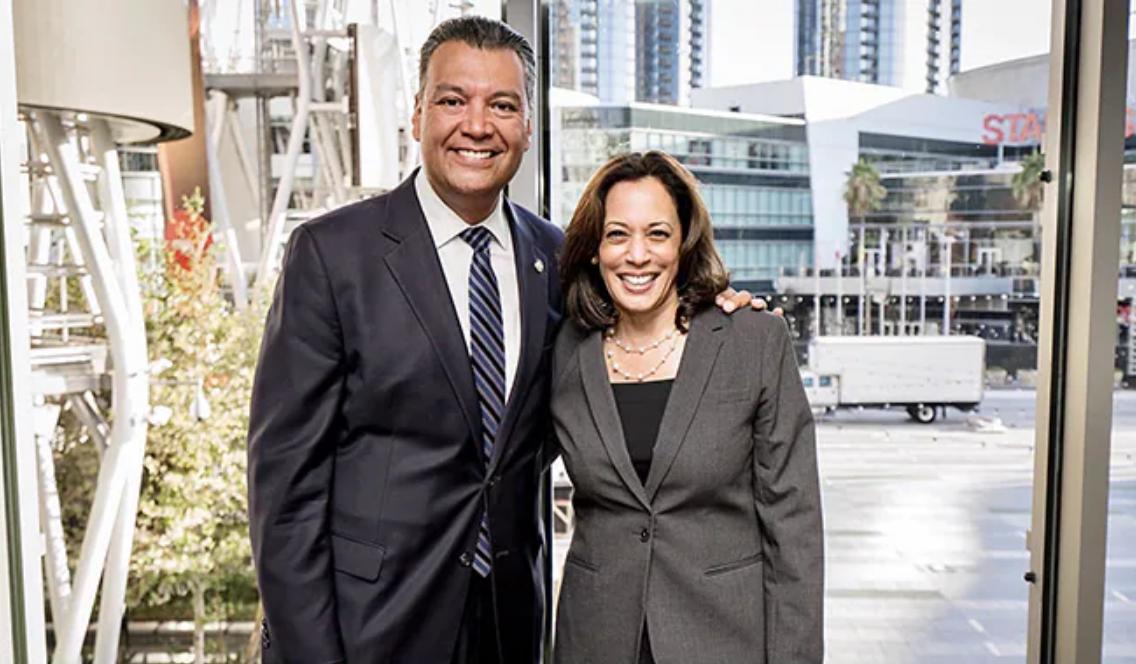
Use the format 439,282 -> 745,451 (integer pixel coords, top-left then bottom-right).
636,0 -> 710,105
794,0 -> 961,94
551,0 -> 583,93
550,0 -> 710,105
550,0 -> 635,102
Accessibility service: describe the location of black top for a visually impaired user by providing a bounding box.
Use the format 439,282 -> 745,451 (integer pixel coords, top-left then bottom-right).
611,380 -> 674,484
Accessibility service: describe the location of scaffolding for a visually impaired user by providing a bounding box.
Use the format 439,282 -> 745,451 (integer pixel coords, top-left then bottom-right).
203,0 -> 434,304
23,112 -> 151,664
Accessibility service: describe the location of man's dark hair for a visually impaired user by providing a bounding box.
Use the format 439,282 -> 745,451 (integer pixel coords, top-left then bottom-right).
417,16 -> 536,114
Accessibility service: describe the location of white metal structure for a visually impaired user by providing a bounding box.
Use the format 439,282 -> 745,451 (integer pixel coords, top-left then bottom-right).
7,1 -> 194,661
23,112 -> 151,664
251,0 -> 355,292
205,89 -> 253,310
205,0 -> 423,303
0,0 -> 47,660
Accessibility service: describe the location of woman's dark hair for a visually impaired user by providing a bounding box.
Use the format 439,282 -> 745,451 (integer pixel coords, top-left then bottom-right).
560,151 -> 729,332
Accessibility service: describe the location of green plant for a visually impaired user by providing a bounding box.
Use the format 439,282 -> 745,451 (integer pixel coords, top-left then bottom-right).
130,190 -> 263,663
1012,150 -> 1046,212
843,157 -> 888,221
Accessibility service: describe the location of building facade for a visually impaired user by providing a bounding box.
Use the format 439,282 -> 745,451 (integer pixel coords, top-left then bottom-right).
692,77 -> 1047,344
795,0 -> 961,94
691,53 -> 1136,375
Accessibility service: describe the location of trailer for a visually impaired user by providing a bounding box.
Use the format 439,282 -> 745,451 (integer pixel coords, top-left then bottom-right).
802,336 -> 986,424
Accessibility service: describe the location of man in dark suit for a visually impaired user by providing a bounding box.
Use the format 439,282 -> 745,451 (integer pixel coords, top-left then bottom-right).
248,15 -> 760,664
249,16 -> 557,663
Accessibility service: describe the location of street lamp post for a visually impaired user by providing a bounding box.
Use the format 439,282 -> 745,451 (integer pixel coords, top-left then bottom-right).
858,222 -> 866,335
813,250 -> 821,339
920,229 -> 928,334
901,225 -> 908,335
879,229 -> 888,334
943,234 -> 955,336
835,250 -> 844,335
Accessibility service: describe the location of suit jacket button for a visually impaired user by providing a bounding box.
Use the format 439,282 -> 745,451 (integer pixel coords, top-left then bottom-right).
460,552 -> 473,567
639,528 -> 650,543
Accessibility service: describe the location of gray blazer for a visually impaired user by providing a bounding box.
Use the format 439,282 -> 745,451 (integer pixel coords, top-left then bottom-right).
550,308 -> 823,664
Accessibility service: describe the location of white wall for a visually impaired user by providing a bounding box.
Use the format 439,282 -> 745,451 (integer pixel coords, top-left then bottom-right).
950,56 -> 1049,107
691,78 -> 809,116
356,25 -> 405,191
951,40 -> 1136,108
0,0 -> 47,658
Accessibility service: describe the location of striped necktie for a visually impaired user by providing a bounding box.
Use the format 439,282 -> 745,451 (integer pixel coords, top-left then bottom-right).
460,226 -> 504,577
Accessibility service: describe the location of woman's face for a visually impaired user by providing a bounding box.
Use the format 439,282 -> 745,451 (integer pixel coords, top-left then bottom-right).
597,176 -> 683,321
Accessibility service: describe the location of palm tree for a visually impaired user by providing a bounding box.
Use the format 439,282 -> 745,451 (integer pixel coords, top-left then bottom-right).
844,158 -> 888,221
1011,150 -> 1046,212
844,158 -> 887,334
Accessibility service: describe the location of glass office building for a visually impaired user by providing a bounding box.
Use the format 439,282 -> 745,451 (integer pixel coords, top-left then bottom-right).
550,0 -> 708,105
794,0 -> 961,93
553,103 -> 813,290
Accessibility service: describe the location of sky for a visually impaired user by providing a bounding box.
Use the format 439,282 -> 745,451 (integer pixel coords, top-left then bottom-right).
709,0 -> 1059,88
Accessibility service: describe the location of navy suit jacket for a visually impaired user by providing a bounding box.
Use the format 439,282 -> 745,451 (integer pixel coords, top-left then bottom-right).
248,172 -> 564,663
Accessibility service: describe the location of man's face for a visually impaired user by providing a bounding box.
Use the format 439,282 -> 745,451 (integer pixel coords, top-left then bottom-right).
412,41 -> 532,220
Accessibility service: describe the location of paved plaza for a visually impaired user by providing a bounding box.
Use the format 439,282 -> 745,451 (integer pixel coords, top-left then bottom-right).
552,389 -> 1136,662
820,390 -> 1136,663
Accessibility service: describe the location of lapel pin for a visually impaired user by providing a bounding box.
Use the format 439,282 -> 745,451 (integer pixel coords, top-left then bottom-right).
534,258 -> 544,274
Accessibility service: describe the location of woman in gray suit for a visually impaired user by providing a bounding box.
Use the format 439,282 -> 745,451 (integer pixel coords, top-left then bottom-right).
550,151 -> 824,663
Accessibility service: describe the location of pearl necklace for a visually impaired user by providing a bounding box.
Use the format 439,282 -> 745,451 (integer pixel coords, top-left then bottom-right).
605,328 -> 681,382
605,326 -> 677,354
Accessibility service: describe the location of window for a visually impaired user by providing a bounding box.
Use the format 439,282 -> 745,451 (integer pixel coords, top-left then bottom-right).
541,4 -> 1119,662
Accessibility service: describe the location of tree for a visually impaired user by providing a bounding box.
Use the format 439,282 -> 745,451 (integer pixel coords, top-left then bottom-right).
843,157 -> 888,221
1011,150 -> 1046,212
844,158 -> 888,334
130,190 -> 263,663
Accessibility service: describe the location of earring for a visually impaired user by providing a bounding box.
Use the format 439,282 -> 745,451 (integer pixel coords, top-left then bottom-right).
590,256 -> 599,265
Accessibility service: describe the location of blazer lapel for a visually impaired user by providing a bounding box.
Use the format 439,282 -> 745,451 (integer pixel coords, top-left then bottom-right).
489,201 -> 550,472
381,176 -> 482,446
578,330 -> 652,510
643,312 -> 727,501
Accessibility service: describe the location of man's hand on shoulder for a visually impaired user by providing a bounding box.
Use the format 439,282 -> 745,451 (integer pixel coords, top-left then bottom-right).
715,288 -> 784,316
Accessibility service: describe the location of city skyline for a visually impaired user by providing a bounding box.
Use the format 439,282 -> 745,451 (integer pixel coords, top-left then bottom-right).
711,0 -> 1055,90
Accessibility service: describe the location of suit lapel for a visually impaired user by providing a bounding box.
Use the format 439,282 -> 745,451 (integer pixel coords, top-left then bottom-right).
489,201 -> 549,472
578,330 -> 652,510
381,176 -> 482,446
643,312 -> 726,501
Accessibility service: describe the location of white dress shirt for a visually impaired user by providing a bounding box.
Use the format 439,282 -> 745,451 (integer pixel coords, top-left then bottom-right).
415,170 -> 521,401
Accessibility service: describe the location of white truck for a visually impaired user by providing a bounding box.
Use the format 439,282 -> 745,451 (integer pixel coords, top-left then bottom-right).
800,336 -> 986,424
